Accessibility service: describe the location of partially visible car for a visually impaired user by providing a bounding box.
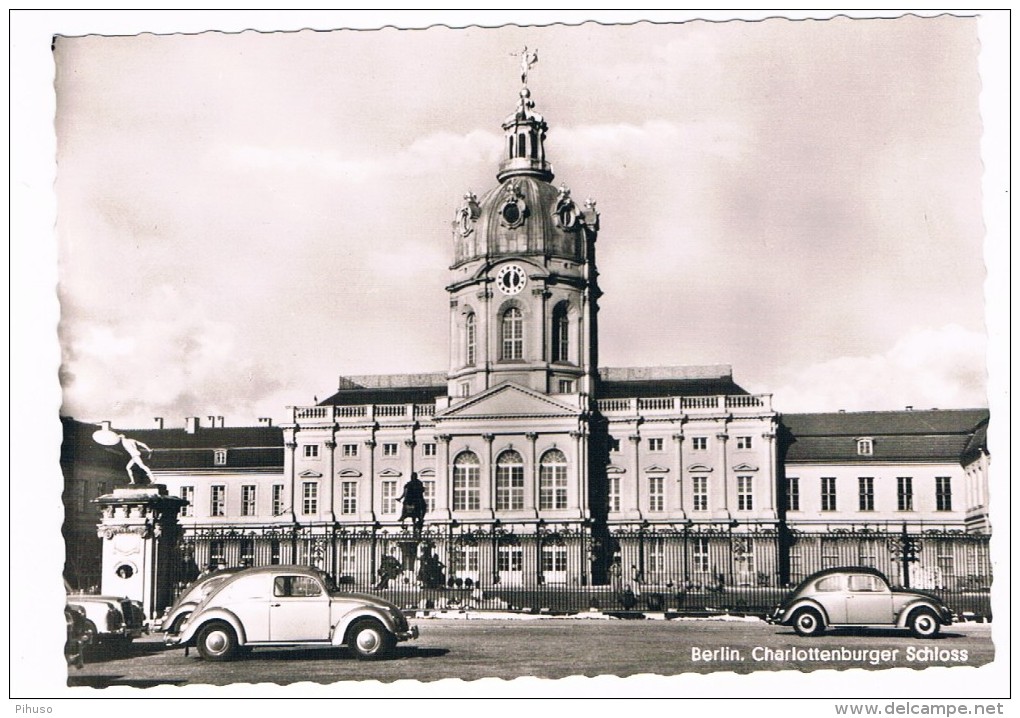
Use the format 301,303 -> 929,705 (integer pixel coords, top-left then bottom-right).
766,566 -> 954,638
65,591 -> 146,643
167,564 -> 419,661
64,604 -> 89,669
153,568 -> 241,635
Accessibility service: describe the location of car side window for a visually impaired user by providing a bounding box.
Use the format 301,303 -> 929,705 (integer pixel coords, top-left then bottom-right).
814,575 -> 844,592
848,575 -> 884,592
274,576 -> 323,598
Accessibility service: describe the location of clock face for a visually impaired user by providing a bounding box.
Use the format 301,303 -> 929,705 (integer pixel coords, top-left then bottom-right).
496,264 -> 527,295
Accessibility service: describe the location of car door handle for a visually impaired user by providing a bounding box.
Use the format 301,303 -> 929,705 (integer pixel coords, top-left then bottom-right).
270,603 -> 281,607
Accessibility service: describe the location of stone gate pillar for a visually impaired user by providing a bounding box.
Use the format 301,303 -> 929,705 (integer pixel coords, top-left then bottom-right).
94,486 -> 187,619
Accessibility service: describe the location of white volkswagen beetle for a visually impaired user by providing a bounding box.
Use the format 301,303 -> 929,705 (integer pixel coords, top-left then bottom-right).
167,565 -> 418,661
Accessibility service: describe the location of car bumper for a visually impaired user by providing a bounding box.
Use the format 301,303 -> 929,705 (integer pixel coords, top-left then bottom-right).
764,608 -> 785,625
395,625 -> 419,642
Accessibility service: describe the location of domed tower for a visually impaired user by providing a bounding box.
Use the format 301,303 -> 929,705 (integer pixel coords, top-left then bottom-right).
446,61 -> 601,401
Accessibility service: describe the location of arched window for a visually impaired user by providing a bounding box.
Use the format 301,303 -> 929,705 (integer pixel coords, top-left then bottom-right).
465,313 -> 476,366
501,307 -> 523,360
495,450 -> 525,511
517,133 -> 527,158
453,452 -> 480,511
539,449 -> 568,510
551,304 -> 569,363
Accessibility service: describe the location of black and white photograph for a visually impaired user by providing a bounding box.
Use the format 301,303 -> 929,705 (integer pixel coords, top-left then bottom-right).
10,9 -> 1010,710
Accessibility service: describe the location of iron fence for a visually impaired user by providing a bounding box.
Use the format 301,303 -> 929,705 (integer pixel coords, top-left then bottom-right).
169,521 -> 992,620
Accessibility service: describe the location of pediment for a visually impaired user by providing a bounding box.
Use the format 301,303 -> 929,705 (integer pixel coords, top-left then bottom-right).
298,470 -> 323,478
643,464 -> 670,474
337,469 -> 362,478
378,468 -> 403,478
418,468 -> 436,478
437,382 -> 579,419
606,464 -> 626,474
732,463 -> 758,472
686,463 -> 713,473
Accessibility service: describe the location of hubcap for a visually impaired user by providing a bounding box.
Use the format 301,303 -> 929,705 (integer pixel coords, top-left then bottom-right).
357,629 -> 381,653
917,616 -> 934,633
206,630 -> 228,653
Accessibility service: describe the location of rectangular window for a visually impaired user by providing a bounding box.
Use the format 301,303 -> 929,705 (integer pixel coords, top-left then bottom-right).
558,379 -> 574,394
210,485 -> 226,517
496,464 -> 525,511
541,545 -> 568,574
303,444 -> 319,459
272,484 -> 285,516
213,448 -> 227,466
422,442 -> 437,458
857,438 -> 874,456
381,480 -> 398,515
460,382 -> 471,398
691,436 -> 708,451
209,540 -> 225,566
737,476 -> 753,511
241,485 -> 256,516
497,546 -> 523,572
270,540 -> 281,565
897,477 -> 914,511
648,476 -> 664,512
693,537 -> 710,573
786,478 -> 799,511
540,460 -> 569,511
341,481 -> 358,514
821,539 -> 840,568
302,482 -> 318,515
608,476 -> 621,512
936,476 -> 952,511
180,486 -> 194,517
422,480 -> 436,513
857,540 -> 878,568
240,539 -> 255,567
692,476 -> 708,511
382,443 -> 398,457
858,477 -> 875,511
736,436 -> 752,450
341,443 -> 359,458
648,437 -> 664,452
821,477 -> 837,512
647,538 -> 665,575
453,466 -> 480,511
453,545 -> 479,573
337,540 -> 357,576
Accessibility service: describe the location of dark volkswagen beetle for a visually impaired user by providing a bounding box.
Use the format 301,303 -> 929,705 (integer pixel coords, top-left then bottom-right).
766,566 -> 954,638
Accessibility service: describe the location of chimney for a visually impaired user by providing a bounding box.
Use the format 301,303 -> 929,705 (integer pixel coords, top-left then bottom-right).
98,420 -> 113,431
185,417 -> 199,434
905,405 -> 914,411
154,417 -> 164,429
258,417 -> 273,426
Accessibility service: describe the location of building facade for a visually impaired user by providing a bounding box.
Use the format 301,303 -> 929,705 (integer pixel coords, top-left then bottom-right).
62,68 -> 991,603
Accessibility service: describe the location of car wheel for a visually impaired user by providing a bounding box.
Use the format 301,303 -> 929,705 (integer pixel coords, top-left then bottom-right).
196,621 -> 238,661
792,608 -> 824,637
908,608 -> 941,639
347,618 -> 395,661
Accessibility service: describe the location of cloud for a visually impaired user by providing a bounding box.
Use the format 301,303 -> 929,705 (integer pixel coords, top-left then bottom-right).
771,324 -> 988,413
223,129 -> 501,183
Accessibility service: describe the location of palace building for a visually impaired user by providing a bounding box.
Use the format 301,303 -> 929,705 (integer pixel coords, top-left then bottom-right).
61,67 -> 991,604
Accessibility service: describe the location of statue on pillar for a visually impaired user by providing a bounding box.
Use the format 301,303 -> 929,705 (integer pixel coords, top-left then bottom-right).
92,423 -> 155,485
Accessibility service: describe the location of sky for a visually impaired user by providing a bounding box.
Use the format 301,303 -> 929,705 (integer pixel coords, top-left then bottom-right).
44,12 -> 997,429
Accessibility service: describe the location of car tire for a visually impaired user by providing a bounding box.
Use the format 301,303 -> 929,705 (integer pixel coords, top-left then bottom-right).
907,608 -> 941,639
196,621 -> 239,662
347,618 -> 395,661
792,608 -> 824,637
